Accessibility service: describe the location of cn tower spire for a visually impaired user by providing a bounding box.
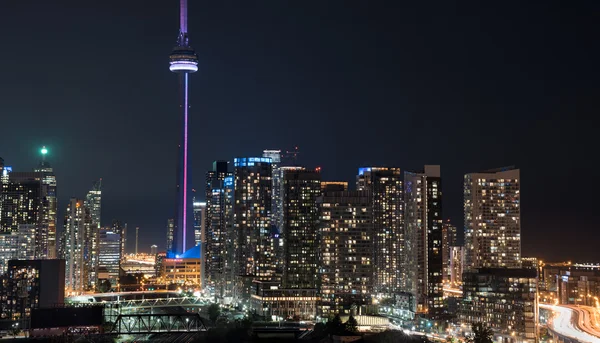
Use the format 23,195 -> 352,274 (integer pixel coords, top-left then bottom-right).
180,0 -> 188,34
169,0 -> 198,255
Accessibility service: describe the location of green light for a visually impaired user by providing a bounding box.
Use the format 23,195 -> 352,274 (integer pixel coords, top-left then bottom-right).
41,147 -> 48,155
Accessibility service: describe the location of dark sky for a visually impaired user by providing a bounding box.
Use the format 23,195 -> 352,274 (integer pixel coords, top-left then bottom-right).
1,1 -> 597,261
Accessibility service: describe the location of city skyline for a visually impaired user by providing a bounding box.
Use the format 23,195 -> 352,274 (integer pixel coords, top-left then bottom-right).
0,1 -> 597,261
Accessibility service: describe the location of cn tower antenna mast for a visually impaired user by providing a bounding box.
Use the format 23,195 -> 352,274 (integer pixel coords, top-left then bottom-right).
169,0 -> 198,255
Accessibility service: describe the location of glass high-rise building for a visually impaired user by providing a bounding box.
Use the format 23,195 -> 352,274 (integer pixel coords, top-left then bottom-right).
356,167 -> 403,296
404,165 -> 443,317
1,156 -> 57,260
205,161 -> 233,298
84,180 -> 102,291
281,167 -> 321,289
97,227 -> 121,288
233,157 -> 274,298
464,167 -> 521,269
318,190 -> 373,315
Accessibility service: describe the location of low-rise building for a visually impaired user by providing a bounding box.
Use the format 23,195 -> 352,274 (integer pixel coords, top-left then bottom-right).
250,281 -> 318,320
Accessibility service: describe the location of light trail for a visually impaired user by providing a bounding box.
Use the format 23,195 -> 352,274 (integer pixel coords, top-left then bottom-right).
540,304 -> 600,343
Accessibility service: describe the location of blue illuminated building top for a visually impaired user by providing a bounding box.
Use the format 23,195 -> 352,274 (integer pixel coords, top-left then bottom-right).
234,157 -> 272,167
167,244 -> 201,259
358,167 -> 372,176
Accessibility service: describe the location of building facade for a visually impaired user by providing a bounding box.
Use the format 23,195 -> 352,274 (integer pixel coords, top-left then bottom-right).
460,268 -> 538,342
356,167 -> 403,296
63,198 -> 88,294
441,220 -> 457,283
97,227 -> 121,288
281,168 -> 321,289
464,167 -> 521,269
84,180 -> 102,291
404,165 -> 443,317
0,259 -> 65,325
233,157 -> 275,299
318,191 -> 373,315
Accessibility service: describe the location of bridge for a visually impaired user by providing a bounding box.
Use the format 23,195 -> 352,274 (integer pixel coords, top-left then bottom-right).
110,313 -> 207,334
68,291 -> 210,323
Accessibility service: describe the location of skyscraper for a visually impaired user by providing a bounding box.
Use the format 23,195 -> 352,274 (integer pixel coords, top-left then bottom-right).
281,167 -> 321,289
1,148 -> 57,259
63,198 -> 87,294
84,180 -> 102,291
205,161 -> 233,296
233,157 -> 274,298
262,150 -> 282,229
318,191 -> 373,315
169,0 -> 198,256
441,220 -> 457,283
97,227 -> 121,288
464,167 -> 521,269
193,201 -> 206,247
356,167 -> 404,296
34,147 -> 58,259
404,165 -> 443,317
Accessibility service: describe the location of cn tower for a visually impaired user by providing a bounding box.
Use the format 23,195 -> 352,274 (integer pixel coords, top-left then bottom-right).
169,0 -> 198,255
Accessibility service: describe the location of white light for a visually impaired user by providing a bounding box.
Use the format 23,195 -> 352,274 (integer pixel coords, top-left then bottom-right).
170,62 -> 198,72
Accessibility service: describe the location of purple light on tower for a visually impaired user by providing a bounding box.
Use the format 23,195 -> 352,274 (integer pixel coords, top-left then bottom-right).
169,0 -> 198,255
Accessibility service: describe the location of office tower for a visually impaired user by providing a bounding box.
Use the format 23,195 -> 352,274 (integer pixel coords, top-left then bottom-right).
169,0 -> 198,256
84,180 -> 102,291
151,245 -> 158,255
97,227 -> 121,288
404,165 -> 443,317
318,191 -> 373,315
460,268 -> 537,342
281,168 -> 321,288
63,198 -> 87,294
320,181 -> 348,192
441,220 -> 457,283
233,157 -> 274,298
464,167 -> 520,269
0,259 -> 65,324
166,219 -> 174,252
356,167 -> 403,296
108,220 -> 127,260
205,161 -> 233,295
135,227 -> 139,254
193,201 -> 206,247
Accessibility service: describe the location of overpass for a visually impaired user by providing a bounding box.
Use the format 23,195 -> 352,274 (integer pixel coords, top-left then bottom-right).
540,304 -> 600,343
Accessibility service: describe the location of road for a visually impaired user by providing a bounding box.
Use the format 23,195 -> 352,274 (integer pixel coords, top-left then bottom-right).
540,304 -> 600,343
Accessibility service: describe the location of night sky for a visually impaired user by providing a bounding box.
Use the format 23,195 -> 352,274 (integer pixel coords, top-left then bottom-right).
1,1 -> 597,261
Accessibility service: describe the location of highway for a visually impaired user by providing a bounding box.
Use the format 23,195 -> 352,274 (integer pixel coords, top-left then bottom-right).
540,304 -> 600,343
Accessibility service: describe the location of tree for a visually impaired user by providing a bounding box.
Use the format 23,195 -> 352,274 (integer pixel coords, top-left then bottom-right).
326,313 -> 344,335
207,303 -> 221,322
96,279 -> 112,293
344,315 -> 359,333
466,323 -> 493,343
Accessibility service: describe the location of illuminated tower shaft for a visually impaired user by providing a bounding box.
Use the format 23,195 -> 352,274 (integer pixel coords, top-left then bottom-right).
169,0 -> 198,255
